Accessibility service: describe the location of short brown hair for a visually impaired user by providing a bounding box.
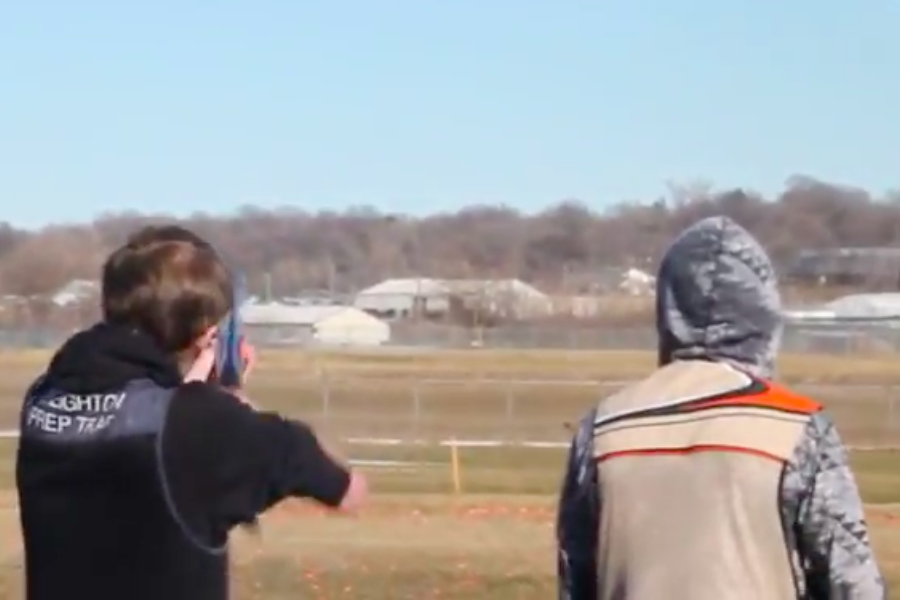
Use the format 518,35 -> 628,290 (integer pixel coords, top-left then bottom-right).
102,225 -> 232,353
122,224 -> 214,252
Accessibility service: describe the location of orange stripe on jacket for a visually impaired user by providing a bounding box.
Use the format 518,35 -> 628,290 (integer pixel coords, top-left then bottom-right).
594,382 -> 821,464
687,381 -> 821,415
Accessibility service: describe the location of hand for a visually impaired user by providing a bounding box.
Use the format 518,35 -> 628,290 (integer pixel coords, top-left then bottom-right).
184,337 -> 258,408
224,338 -> 258,408
239,338 -> 257,383
338,471 -> 368,513
183,344 -> 217,383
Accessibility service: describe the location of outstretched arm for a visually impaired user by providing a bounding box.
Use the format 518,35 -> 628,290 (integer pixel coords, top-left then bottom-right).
557,410 -> 600,600
160,383 -> 366,547
790,413 -> 885,599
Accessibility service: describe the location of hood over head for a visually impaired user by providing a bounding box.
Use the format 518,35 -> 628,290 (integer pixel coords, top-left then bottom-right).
41,322 -> 183,394
655,216 -> 782,378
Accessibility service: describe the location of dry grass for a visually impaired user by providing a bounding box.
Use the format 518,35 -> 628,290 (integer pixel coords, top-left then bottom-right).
3,348 -> 900,597
242,500 -> 900,598
219,348 -> 900,384
4,350 -> 900,448
0,491 -> 898,598
7,347 -> 900,384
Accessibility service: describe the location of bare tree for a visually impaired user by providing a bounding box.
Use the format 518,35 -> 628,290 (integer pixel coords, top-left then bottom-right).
3,175 -> 900,300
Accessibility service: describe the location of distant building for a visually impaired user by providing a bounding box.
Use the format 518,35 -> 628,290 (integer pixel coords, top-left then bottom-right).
444,279 -> 551,319
353,277 -> 551,320
51,279 -> 99,307
788,248 -> 900,287
353,278 -> 450,318
565,266 -> 655,295
618,268 -> 656,296
241,303 -> 391,347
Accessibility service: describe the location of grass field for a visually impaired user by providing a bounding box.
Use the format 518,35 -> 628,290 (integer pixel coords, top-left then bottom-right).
2,348 -> 900,597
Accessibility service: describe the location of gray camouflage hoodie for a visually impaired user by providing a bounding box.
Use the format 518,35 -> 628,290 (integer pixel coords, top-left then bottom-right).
557,216 -> 885,599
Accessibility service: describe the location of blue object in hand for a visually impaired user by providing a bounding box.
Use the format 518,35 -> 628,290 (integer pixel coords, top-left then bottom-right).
213,271 -> 245,388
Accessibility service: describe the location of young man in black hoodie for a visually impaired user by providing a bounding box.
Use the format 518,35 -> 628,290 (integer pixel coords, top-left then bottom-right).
16,225 -> 367,600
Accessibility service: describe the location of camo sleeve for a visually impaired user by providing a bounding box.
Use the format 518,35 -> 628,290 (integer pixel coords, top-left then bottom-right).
783,412 -> 885,599
557,410 -> 599,600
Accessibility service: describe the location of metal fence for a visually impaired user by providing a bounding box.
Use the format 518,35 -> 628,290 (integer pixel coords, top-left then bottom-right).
2,371 -> 898,452
5,320 -> 900,354
384,322 -> 900,354
277,377 -> 900,449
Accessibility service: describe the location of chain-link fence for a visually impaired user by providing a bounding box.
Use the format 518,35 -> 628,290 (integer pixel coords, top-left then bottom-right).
384,321 -> 900,354
259,376 -> 900,450
228,375 -> 900,498
4,320 -> 900,354
5,372 -> 889,496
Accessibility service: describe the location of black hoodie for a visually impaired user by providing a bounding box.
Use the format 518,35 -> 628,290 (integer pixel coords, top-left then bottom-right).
16,323 -> 351,600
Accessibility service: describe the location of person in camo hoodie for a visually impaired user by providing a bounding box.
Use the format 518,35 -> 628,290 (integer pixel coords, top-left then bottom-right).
556,216 -> 885,600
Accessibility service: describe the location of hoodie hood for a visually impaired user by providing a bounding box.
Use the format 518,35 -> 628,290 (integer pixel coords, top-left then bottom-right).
655,216 -> 782,378
42,322 -> 183,393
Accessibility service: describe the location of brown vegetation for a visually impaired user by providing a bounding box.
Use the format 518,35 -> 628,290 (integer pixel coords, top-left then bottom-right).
3,176 -> 900,300
8,348 -> 900,385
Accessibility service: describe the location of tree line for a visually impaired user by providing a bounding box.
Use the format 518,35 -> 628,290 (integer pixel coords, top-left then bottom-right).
3,175 -> 900,299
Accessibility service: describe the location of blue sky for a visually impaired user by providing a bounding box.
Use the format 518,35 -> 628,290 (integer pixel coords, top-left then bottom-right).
1,1 -> 898,229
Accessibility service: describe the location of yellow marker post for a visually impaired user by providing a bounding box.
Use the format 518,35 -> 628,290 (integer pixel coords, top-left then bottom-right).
450,438 -> 462,494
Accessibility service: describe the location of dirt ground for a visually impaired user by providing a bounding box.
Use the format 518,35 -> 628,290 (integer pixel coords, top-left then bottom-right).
0,493 -> 897,599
